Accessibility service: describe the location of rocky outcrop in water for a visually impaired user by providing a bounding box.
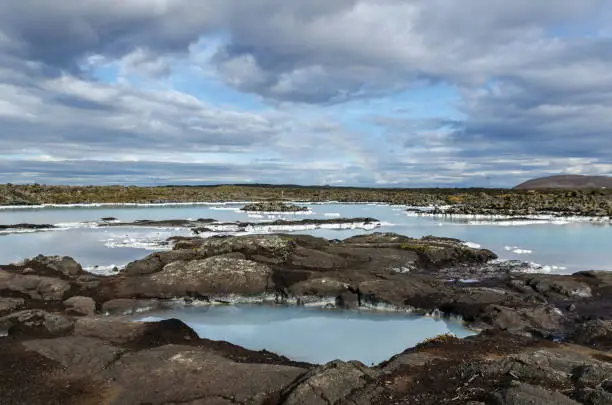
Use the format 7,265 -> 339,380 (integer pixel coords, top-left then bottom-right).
0,223 -> 56,231
241,201 -> 309,212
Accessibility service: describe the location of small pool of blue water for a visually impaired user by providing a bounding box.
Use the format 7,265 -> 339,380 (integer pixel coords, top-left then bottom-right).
136,305 -> 475,365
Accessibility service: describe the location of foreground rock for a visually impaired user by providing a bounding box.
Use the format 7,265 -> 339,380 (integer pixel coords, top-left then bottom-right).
1,232 -> 611,404
1,315 -> 612,405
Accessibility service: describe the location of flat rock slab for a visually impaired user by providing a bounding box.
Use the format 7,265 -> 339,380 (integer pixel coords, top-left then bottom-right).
115,256 -> 274,298
73,317 -> 149,344
22,336 -> 123,377
103,344 -> 306,405
0,270 -> 71,301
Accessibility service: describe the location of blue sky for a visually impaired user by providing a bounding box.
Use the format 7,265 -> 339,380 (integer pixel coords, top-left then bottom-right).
0,0 -> 611,187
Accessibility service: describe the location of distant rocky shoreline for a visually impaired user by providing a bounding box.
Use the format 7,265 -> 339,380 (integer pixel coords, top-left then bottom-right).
2,184 -> 612,219
1,232 -> 611,404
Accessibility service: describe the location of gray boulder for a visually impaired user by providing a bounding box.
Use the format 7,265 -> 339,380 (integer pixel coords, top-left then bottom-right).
281,360 -> 378,405
63,296 -> 96,316
123,249 -> 199,276
0,270 -> 70,301
24,255 -> 83,277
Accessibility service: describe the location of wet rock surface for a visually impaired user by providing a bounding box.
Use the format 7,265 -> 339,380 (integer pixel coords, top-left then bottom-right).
1,232 -> 611,404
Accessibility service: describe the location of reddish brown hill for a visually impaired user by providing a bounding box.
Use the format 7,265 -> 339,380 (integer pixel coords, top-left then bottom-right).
514,175 -> 612,189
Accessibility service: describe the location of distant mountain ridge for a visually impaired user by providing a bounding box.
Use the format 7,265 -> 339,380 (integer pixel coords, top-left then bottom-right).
514,175 -> 612,189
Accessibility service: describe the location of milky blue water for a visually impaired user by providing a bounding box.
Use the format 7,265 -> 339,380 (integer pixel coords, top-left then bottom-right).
137,304 -> 474,365
0,203 -> 610,273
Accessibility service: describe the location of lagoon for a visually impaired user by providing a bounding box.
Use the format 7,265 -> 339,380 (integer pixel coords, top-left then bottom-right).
0,202 -> 610,274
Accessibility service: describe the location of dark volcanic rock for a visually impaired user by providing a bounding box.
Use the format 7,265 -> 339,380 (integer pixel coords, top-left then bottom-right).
0,270 -> 71,301
2,231 -> 612,404
0,310 -> 74,337
0,223 -> 55,230
113,256 -> 274,299
280,360 -> 378,405
527,276 -> 593,298
574,388 -> 612,405
105,218 -> 216,227
241,201 -> 309,212
103,344 -> 306,405
123,249 -> 199,276
22,336 -> 124,378
63,296 -> 96,316
21,254 -> 84,278
0,298 -> 25,315
489,383 -> 580,405
569,320 -> 612,350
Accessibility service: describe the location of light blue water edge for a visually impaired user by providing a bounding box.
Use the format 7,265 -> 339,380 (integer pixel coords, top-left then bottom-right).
0,202 -> 610,274
136,303 -> 475,365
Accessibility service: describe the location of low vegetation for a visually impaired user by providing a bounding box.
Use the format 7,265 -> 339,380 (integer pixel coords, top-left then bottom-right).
1,183 -> 611,217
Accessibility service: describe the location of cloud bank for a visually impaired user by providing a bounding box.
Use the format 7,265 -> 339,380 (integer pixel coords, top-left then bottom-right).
1,0 -> 611,186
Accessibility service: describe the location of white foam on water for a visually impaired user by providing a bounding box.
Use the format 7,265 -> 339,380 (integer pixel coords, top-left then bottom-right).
504,246 -> 533,255
0,201 -> 251,210
104,238 -> 172,250
240,210 -> 314,215
83,264 -> 123,276
246,214 -> 264,219
244,221 -> 381,233
0,228 -> 43,235
406,209 -> 611,226
492,259 -> 567,274
54,221 -> 100,229
210,206 -> 241,211
463,241 -> 481,249
323,213 -> 341,217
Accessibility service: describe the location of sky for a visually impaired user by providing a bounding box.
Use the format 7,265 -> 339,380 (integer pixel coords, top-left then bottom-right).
1,0 -> 611,187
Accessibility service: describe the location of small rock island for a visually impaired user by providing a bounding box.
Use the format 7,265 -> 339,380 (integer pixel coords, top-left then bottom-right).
240,201 -> 309,212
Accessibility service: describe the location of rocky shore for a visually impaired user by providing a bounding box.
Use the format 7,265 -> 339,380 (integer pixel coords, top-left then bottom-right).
3,184 -> 611,219
1,233 -> 611,404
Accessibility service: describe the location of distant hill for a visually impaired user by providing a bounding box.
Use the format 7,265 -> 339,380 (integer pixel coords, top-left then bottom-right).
514,175 -> 612,190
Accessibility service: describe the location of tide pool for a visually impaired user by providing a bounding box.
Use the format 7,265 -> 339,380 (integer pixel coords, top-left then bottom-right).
137,305 -> 474,365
